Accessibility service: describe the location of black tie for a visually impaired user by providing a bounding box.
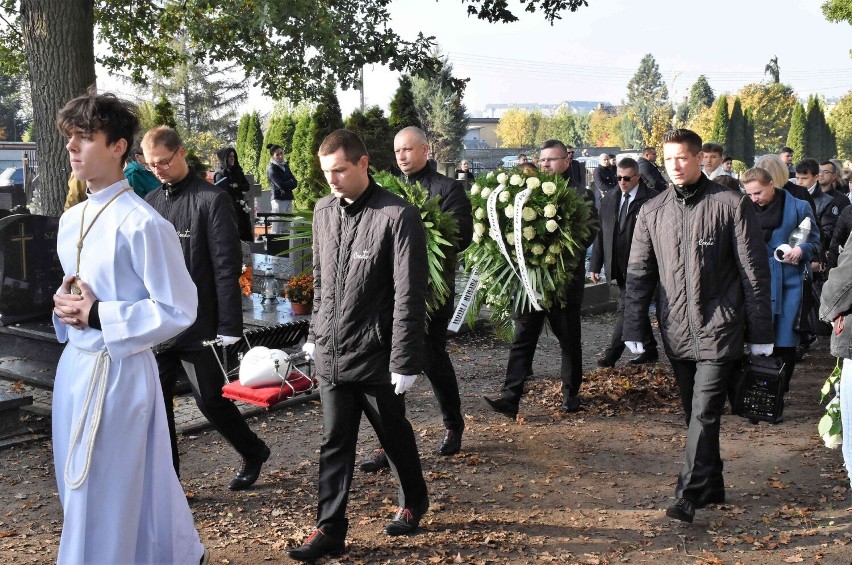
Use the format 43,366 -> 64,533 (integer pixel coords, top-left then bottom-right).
618,192 -> 631,230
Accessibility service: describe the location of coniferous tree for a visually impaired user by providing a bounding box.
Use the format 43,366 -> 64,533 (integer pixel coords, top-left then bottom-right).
346,106 -> 395,172
242,111 -> 264,178
0,72 -> 29,141
154,95 -> 178,128
388,75 -> 422,131
727,97 -> 745,162
291,87 -> 344,210
236,113 -> 250,166
625,54 -> 668,146
786,101 -> 807,160
687,75 -> 714,120
290,111 -> 312,195
805,96 -> 824,160
709,96 -> 729,149
411,53 -> 469,164
743,108 -> 756,167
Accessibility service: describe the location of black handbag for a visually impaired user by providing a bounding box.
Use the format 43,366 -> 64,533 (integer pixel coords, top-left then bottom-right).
795,270 -> 832,336
732,354 -> 786,424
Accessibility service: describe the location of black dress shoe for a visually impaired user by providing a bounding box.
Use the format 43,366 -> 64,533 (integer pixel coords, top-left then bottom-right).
695,490 -> 725,508
561,395 -> 582,413
483,396 -> 518,419
287,529 -> 345,562
384,498 -> 429,536
358,449 -> 390,473
665,498 -> 695,523
629,349 -> 659,365
438,428 -> 463,456
228,444 -> 271,491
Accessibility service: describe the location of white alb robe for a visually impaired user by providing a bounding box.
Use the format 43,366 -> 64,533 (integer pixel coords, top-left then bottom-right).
52,179 -> 204,564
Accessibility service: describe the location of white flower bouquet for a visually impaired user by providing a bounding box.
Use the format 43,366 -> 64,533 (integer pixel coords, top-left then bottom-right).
464,167 -> 594,339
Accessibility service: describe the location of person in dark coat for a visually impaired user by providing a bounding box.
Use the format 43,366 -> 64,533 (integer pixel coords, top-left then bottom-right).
623,129 -> 773,524
483,138 -> 599,417
214,147 -> 253,242
637,146 -> 668,190
359,126 -> 473,472
143,127 -> 271,490
287,130 -> 429,562
593,153 -> 618,208
266,143 -> 298,235
589,157 -> 658,367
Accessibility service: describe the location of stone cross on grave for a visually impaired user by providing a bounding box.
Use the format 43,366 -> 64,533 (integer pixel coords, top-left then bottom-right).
0,214 -> 63,325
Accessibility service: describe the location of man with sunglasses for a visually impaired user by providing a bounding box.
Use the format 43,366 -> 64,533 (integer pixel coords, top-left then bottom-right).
484,139 -> 598,417
143,126 -> 272,491
589,157 -> 659,367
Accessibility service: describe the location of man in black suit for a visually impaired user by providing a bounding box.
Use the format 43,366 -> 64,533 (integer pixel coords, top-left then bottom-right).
589,157 -> 659,367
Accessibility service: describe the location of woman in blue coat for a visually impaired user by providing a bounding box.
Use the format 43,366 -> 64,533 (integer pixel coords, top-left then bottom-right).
742,167 -> 820,387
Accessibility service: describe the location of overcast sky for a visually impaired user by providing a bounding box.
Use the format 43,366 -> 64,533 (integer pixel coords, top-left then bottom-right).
102,0 -> 852,118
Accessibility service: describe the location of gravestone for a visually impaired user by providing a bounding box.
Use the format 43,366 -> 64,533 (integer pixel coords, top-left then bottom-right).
0,214 -> 63,325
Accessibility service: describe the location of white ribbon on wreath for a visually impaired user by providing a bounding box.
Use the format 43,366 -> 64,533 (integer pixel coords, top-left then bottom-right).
513,188 -> 543,311
486,184 -> 518,277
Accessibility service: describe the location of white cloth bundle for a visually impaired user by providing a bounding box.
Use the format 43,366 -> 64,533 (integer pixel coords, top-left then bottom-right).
238,346 -> 293,387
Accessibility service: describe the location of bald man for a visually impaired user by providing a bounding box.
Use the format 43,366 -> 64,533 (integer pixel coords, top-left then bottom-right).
359,127 -> 472,470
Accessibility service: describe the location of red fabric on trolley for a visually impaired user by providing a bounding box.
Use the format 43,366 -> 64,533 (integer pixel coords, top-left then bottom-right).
222,372 -> 316,408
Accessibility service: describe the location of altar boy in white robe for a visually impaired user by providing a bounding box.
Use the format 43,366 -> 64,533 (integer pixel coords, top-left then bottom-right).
52,91 -> 208,564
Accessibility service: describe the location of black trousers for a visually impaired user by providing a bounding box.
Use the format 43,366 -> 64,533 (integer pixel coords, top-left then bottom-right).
316,379 -> 428,540
157,348 -> 267,475
423,316 -> 464,432
604,282 -> 658,360
669,358 -> 739,503
500,301 -> 583,405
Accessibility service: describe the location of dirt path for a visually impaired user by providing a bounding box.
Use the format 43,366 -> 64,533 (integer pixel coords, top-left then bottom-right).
1,313 -> 850,564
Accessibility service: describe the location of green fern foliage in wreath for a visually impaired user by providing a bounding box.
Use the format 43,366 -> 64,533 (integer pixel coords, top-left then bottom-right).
279,170 -> 460,318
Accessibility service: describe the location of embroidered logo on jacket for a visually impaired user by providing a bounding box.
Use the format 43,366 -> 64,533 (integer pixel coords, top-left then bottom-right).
353,249 -> 371,260
177,229 -> 191,238
698,238 -> 715,246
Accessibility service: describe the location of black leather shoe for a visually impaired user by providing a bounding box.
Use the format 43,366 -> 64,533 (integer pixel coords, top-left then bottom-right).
438,428 -> 463,456
561,395 -> 582,413
665,498 -> 695,523
695,490 -> 725,508
228,444 -> 271,491
287,529 -> 345,562
596,357 -> 616,368
358,449 -> 389,473
629,349 -> 659,365
483,396 -> 518,419
384,498 -> 429,536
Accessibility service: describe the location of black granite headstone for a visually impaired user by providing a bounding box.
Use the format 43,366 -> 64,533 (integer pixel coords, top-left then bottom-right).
0,214 -> 63,325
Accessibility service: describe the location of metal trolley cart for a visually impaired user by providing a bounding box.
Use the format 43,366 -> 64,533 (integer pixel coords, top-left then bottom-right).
204,317 -> 317,409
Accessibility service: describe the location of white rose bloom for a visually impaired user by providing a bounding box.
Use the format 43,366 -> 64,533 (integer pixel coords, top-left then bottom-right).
544,254 -> 557,265
523,226 -> 536,240
505,204 -> 514,218
532,243 -> 545,255
496,172 -> 508,184
475,207 -> 486,220
480,187 -> 492,199
509,174 -> 523,186
474,223 -> 487,236
506,232 -> 515,245
543,204 -> 557,218
542,181 -> 557,195
486,171 -> 495,179
526,176 -> 541,189
499,190 -> 510,203
548,243 -> 562,254
823,432 -> 842,449
522,207 -> 537,221
472,232 -> 482,244
471,184 -> 480,195
546,219 -> 559,233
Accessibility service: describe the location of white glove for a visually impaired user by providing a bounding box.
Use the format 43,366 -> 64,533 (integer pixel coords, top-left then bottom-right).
218,335 -> 241,346
301,342 -> 315,360
391,373 -> 418,395
750,343 -> 774,356
625,341 -> 644,354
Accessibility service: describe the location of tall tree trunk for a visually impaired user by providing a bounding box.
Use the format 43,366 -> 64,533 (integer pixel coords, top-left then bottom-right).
20,0 -> 96,217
